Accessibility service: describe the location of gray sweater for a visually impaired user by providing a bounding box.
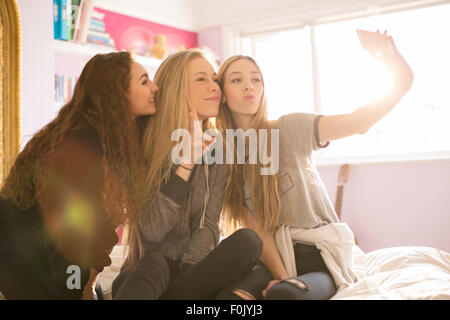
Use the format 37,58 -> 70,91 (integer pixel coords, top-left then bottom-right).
138,162 -> 228,268
244,113 -> 339,229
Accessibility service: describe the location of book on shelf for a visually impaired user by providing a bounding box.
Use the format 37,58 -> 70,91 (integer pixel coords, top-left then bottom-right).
53,0 -> 80,41
76,0 -> 96,43
89,17 -> 106,33
53,0 -> 67,40
55,0 -> 117,51
85,8 -> 114,47
54,74 -> 78,106
67,0 -> 81,41
54,0 -> 95,43
86,29 -> 116,47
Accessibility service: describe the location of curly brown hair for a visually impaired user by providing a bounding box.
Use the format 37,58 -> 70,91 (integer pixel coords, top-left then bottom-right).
1,51 -> 145,226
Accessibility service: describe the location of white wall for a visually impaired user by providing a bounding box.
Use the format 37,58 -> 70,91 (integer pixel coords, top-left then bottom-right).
17,0 -> 55,148
194,0 -> 449,58
193,0 -> 447,30
96,0 -> 197,31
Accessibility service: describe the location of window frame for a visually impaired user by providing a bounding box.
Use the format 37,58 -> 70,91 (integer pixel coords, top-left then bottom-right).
233,1 -> 450,166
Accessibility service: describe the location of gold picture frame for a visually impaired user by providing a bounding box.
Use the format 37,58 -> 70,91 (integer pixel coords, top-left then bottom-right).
0,0 -> 21,185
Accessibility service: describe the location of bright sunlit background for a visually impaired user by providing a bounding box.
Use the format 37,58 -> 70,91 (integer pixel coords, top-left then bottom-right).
242,3 -> 450,163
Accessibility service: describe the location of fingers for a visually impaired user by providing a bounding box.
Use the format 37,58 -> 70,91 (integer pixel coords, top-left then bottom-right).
188,103 -> 200,132
189,111 -> 199,127
202,134 -> 216,155
262,278 -> 309,299
188,111 -> 202,138
262,279 -> 281,298
367,29 -> 396,58
188,102 -> 199,115
232,289 -> 256,300
188,120 -> 216,165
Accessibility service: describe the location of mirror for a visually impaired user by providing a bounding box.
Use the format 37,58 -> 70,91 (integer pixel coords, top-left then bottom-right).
0,0 -> 21,185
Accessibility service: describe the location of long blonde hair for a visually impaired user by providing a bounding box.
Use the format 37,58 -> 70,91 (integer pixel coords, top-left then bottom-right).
126,49 -> 213,264
216,55 -> 282,235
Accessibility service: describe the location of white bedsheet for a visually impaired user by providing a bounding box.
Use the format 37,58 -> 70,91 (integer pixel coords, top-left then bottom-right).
3,245 -> 446,300
331,246 -> 450,300
97,245 -> 449,300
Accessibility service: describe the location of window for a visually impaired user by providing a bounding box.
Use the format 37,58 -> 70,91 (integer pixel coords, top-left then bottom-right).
241,4 -> 450,163
242,28 -> 314,120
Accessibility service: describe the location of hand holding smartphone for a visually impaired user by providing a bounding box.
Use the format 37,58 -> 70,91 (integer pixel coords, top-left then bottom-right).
356,29 -> 414,91
356,29 -> 396,56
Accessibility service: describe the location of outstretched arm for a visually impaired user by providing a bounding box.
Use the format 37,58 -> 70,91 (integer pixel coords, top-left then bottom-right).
318,31 -> 414,142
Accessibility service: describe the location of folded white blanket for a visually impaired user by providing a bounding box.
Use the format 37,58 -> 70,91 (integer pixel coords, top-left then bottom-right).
275,223 -> 368,291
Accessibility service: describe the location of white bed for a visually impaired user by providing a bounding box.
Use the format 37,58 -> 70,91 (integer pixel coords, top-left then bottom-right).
1,245 -> 448,300
331,246 -> 450,300
97,245 -> 450,300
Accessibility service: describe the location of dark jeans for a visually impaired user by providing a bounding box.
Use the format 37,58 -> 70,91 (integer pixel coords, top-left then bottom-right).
111,250 -> 170,300
112,228 -> 271,300
264,243 -> 337,300
213,260 -> 271,300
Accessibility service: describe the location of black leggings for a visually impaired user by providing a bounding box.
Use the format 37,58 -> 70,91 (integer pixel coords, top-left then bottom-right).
112,228 -> 271,300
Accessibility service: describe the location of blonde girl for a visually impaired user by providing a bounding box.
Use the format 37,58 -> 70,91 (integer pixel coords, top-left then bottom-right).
112,49 -> 269,300
216,31 -> 414,299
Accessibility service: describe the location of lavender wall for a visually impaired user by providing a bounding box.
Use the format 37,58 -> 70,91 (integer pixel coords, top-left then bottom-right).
198,27 -> 223,60
318,160 -> 450,253
17,0 -> 55,148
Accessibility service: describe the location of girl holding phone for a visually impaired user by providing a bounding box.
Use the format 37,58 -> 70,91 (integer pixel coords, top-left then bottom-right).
216,31 -> 413,299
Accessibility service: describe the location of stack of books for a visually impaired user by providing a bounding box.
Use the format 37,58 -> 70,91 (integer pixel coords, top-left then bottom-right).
53,0 -> 114,46
85,9 -> 116,48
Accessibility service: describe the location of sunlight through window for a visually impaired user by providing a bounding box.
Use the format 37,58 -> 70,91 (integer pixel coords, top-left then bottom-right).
242,3 -> 450,163
245,28 -> 314,120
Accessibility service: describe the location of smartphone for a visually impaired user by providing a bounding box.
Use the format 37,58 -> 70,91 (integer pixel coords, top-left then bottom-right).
356,29 -> 395,55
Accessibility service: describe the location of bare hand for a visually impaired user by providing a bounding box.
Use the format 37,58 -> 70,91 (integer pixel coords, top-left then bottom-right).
262,278 -> 309,299
262,279 -> 283,298
81,285 -> 96,300
182,103 -> 215,166
368,30 -> 414,91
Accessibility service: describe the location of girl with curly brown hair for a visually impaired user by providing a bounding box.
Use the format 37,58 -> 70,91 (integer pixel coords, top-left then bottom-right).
0,51 -> 158,299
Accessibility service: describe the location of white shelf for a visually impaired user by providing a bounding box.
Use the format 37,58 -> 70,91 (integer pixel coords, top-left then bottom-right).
53,39 -> 162,69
